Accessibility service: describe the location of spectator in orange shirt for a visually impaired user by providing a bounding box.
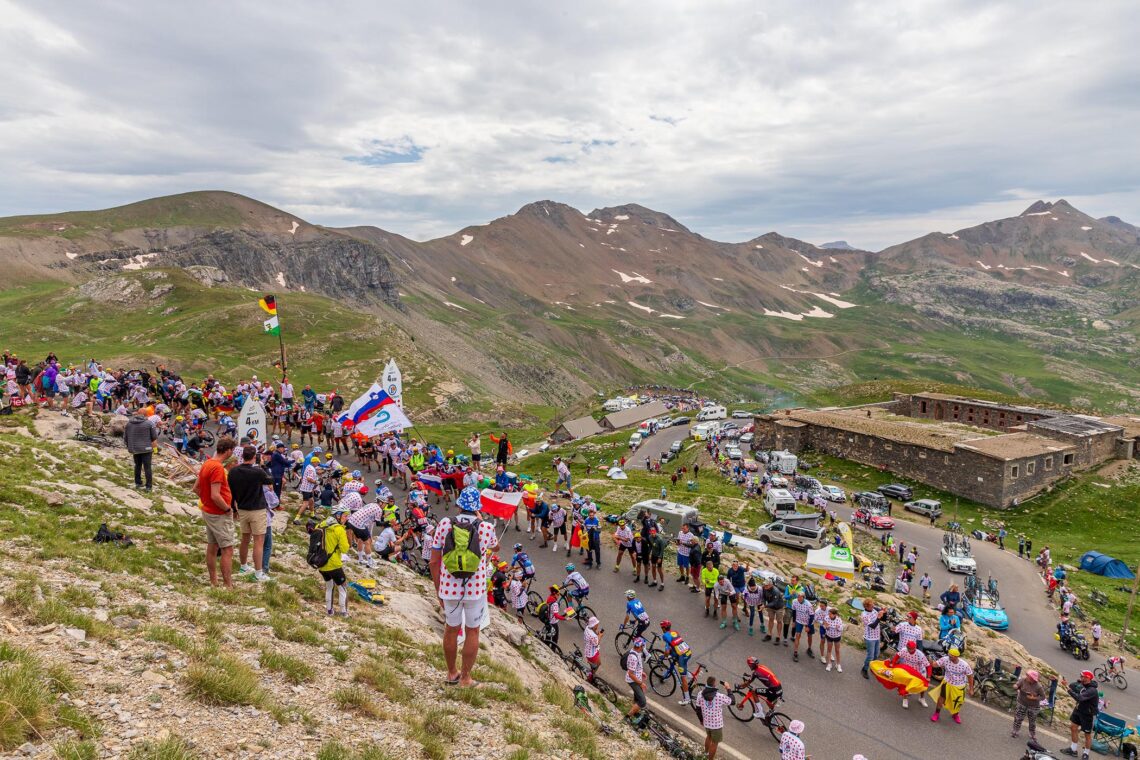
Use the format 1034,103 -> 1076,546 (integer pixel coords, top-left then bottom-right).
196,437 -> 237,588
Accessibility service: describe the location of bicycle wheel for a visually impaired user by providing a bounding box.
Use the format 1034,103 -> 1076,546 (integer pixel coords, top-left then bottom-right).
648,659 -> 677,697
765,711 -> 791,741
1094,666 -> 1108,682
575,604 -> 596,630
1113,674 -> 1127,690
199,430 -> 216,446
614,631 -> 633,657
525,591 -> 544,617
727,689 -> 755,722
594,677 -> 618,704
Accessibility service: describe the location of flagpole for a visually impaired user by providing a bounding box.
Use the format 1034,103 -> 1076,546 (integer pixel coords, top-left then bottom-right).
276,296 -> 288,384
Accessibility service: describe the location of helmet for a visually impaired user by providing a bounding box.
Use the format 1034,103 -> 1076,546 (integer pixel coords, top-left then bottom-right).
625,589 -> 636,599
747,657 -> 759,669
632,637 -> 646,648
447,449 -> 454,456
659,620 -> 672,631
565,564 -> 575,572
325,453 -> 333,460
514,543 -> 523,551
292,444 -> 299,449
351,469 -> 361,479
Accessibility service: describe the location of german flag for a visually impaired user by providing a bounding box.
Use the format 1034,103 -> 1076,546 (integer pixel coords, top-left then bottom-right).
258,295 -> 277,315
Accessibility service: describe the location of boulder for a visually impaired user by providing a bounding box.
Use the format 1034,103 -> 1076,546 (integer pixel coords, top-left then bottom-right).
33,412 -> 81,441
109,415 -> 129,437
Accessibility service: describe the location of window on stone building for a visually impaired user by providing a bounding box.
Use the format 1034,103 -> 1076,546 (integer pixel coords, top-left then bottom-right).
884,443 -> 892,451
1027,461 -> 1036,475
1045,456 -> 1053,471
1010,464 -> 1019,478
1063,453 -> 1074,465
918,451 -> 927,459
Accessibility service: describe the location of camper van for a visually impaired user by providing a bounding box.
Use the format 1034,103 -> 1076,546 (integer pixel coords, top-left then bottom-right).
770,450 -> 798,475
622,499 -> 703,539
691,421 -> 721,441
696,405 -> 727,422
764,488 -> 798,518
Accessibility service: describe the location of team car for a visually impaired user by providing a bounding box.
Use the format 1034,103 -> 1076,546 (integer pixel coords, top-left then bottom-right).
852,507 -> 895,530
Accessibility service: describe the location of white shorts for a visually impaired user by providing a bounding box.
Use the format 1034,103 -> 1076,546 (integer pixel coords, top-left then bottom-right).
442,597 -> 487,629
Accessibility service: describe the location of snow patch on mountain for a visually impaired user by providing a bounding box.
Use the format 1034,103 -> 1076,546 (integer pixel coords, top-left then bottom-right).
613,270 -> 652,284
628,301 -> 655,314
460,235 -> 474,246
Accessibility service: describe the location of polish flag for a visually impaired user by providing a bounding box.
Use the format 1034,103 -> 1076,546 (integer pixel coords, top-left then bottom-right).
479,489 -> 523,520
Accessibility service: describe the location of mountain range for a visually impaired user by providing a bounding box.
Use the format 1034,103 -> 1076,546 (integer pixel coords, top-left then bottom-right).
2,191 -> 1139,414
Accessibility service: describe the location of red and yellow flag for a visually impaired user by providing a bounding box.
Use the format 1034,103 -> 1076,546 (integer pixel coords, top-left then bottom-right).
258,295 -> 277,315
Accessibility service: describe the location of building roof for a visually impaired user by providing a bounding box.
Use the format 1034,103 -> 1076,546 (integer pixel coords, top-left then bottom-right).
782,408 -> 983,452
911,392 -> 1055,416
601,400 -> 671,429
953,432 -> 1073,461
1102,415 -> 1140,439
1027,414 -> 1123,438
555,416 -> 604,440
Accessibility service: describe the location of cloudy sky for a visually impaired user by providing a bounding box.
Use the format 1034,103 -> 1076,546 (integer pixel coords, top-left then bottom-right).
2,0 -> 1138,249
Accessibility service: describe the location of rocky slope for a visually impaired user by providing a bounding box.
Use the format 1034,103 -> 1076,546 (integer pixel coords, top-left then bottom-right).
0,409 -> 669,760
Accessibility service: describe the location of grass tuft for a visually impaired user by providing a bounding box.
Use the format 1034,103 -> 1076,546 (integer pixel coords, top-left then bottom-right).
408,707 -> 458,760
352,660 -> 411,704
331,685 -> 381,718
184,653 -> 266,707
126,735 -> 201,760
259,650 -> 315,684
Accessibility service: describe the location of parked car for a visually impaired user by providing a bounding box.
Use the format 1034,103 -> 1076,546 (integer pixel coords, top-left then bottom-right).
877,483 -> 913,500
853,491 -> 891,511
794,474 -> 822,490
669,439 -> 684,454
904,499 -> 942,518
852,507 -> 895,530
819,485 -> 846,503
658,416 -> 674,428
629,432 -> 643,448
731,410 -> 753,419
725,445 -> 743,460
739,432 -> 754,445
672,416 -> 691,427
964,592 -> 1008,630
659,450 -> 676,464
756,521 -> 828,550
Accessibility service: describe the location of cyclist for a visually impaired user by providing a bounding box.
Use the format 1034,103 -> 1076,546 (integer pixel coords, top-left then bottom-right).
511,543 -> 537,581
583,616 -> 603,682
562,563 -> 590,608
624,589 -> 652,637
741,656 -> 784,709
660,620 -> 694,705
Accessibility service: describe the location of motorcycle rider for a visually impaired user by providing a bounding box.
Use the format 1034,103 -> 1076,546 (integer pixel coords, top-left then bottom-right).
1057,614 -> 1076,652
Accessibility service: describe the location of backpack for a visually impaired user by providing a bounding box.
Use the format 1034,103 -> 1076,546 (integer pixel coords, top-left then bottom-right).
306,522 -> 331,568
536,601 -> 550,623
441,515 -> 484,580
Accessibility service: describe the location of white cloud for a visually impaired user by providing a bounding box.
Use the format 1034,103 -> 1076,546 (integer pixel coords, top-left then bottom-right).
0,0 -> 1138,249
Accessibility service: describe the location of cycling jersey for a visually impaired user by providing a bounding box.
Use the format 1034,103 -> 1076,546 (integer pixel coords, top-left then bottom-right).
512,551 -> 536,577
563,571 -> 589,593
746,664 -> 782,693
626,598 -> 650,622
662,630 -> 691,658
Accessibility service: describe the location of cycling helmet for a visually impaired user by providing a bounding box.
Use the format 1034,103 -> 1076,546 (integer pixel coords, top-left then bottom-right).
375,479 -> 385,486
747,657 -> 759,669
565,564 -> 576,572
625,589 -> 636,599
632,637 -> 646,648
514,542 -> 523,551
351,469 -> 362,479
659,620 -> 672,631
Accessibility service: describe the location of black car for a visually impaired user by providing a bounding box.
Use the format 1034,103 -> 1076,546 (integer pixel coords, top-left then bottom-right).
853,491 -> 891,510
877,483 -> 913,500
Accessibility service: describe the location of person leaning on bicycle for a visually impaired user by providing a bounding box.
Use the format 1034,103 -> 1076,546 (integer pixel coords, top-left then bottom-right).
624,589 -> 652,637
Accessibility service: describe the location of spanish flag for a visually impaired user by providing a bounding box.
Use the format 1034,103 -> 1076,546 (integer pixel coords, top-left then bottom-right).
258,295 -> 277,315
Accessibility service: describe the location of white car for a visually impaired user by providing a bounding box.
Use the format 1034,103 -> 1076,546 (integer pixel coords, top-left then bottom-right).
726,445 -> 743,460
820,485 -> 846,503
731,410 -> 752,419
941,544 -> 977,574
739,432 -> 754,445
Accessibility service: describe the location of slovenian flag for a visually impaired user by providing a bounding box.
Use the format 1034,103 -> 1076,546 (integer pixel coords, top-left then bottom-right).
340,383 -> 396,425
417,472 -> 444,495
479,489 -> 523,520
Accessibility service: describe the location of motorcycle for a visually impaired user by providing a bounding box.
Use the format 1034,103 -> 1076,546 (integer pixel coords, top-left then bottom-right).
1023,739 -> 1059,759
1056,630 -> 1091,660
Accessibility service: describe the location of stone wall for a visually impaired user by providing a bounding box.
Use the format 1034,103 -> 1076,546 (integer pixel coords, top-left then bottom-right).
908,394 -> 1054,432
1025,424 -> 1118,468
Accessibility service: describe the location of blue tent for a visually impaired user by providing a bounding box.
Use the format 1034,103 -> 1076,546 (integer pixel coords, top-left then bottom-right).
1079,551 -> 1135,579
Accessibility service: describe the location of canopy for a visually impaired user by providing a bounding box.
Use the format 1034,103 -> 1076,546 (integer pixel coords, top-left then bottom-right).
1079,551 -> 1135,579
805,545 -> 856,580
607,466 -> 628,480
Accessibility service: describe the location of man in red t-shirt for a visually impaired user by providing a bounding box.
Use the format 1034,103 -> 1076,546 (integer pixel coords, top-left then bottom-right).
196,437 -> 237,588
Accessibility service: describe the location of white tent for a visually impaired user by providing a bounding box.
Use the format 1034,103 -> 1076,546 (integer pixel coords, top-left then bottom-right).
607,466 -> 628,480
804,545 -> 856,580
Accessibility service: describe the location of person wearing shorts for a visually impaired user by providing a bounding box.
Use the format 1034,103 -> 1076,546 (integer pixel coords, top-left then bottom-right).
701,560 -> 719,617
195,437 -> 237,588
228,445 -> 272,581
583,616 -> 603,681
676,524 -> 696,585
625,638 -> 648,724
1064,670 -> 1099,757
714,577 -> 740,630
694,676 -> 733,760
316,506 -> 351,615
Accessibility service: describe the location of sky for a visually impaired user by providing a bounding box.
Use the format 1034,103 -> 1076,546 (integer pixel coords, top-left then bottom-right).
2,0 -> 1138,250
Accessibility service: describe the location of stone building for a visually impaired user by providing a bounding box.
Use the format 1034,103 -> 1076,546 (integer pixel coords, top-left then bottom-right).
754,393 -> 1138,509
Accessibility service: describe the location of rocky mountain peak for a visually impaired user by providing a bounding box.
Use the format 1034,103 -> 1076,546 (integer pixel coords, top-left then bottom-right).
821,240 -> 857,250
1021,200 -> 1054,215
587,203 -> 691,234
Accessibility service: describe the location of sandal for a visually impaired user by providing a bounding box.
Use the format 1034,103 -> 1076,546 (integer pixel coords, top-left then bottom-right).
445,675 -> 461,686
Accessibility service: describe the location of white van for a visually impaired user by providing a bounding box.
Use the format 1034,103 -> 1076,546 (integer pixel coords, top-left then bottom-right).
629,432 -> 643,448
622,499 -> 703,539
691,421 -> 720,441
638,418 -> 658,435
764,487 -> 798,517
770,450 -> 797,475
696,405 -> 727,421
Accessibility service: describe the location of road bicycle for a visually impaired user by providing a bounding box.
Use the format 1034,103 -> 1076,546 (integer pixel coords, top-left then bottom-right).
633,710 -> 702,760
648,653 -> 705,700
563,645 -> 618,703
533,624 -> 563,658
1093,659 -> 1128,691
556,587 -> 596,630
726,683 -> 792,740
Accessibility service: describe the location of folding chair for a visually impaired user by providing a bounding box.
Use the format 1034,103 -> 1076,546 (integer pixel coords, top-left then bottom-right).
1093,713 -> 1136,757
1040,678 -> 1059,726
